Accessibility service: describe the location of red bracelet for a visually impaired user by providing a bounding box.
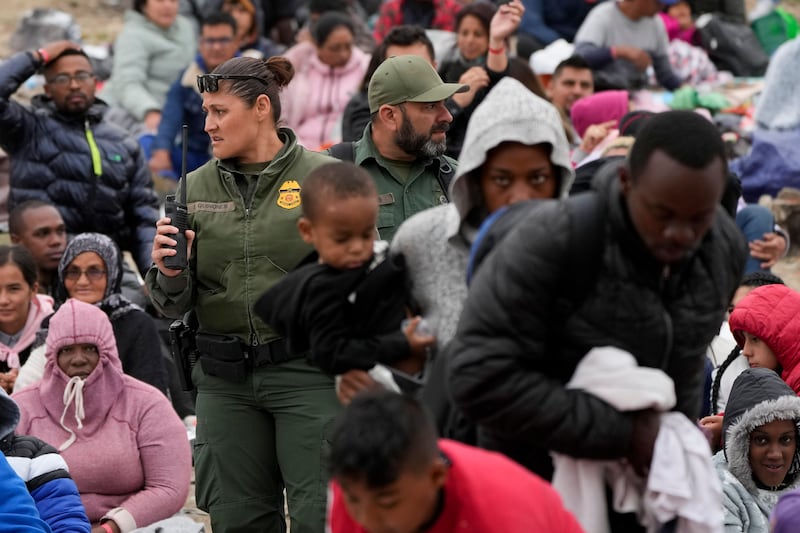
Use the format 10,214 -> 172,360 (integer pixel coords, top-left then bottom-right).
37,48 -> 50,65
100,522 -> 114,533
488,46 -> 505,55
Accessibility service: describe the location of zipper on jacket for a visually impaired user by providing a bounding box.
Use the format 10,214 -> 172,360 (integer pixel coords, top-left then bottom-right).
227,170 -> 260,346
84,119 -> 103,177
659,264 -> 674,368
243,176 -> 260,345
84,118 -> 102,207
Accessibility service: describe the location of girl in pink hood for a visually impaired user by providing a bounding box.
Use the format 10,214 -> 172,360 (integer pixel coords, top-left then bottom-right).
728,284 -> 800,395
12,299 -> 191,533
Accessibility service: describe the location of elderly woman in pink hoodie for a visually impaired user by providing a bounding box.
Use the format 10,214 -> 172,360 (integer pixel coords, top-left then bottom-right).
281,11 -> 369,150
12,299 -> 191,533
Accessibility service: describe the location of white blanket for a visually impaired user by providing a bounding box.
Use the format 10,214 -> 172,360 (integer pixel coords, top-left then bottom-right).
551,346 -> 723,533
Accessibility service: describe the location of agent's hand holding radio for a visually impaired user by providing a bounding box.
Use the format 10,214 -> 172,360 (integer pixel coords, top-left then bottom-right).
152,216 -> 195,277
152,125 -> 195,276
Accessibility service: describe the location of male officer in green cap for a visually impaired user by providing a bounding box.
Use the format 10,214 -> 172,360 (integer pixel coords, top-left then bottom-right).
333,54 -> 468,242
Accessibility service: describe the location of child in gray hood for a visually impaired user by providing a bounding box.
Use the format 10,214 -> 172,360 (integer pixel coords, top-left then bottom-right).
714,367 -> 800,532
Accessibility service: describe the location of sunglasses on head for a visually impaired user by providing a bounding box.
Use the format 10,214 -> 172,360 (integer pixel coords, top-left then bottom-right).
196,74 -> 270,93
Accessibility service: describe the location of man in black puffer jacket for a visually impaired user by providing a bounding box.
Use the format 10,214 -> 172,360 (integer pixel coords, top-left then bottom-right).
0,40 -> 158,274
447,111 -> 747,496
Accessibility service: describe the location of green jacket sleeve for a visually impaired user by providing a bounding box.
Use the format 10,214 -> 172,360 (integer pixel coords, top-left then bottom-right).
145,266 -> 194,319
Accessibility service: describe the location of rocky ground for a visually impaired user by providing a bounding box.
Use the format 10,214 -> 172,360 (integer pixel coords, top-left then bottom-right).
0,0 -> 125,58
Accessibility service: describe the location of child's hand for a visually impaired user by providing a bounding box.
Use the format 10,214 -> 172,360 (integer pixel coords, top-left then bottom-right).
0,368 -> 18,393
579,120 -> 616,154
336,370 -> 381,406
403,316 -> 436,360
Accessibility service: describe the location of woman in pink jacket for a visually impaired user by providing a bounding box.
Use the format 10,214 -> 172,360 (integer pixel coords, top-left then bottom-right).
282,11 -> 369,150
12,299 -> 191,533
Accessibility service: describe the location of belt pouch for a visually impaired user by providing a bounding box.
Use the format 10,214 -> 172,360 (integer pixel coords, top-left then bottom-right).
196,333 -> 247,383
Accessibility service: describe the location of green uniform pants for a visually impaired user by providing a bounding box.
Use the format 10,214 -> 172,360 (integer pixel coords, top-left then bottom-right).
193,359 -> 340,532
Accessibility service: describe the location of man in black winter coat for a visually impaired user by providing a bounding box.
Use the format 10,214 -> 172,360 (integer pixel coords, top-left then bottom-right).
0,40 -> 158,275
447,112 -> 746,497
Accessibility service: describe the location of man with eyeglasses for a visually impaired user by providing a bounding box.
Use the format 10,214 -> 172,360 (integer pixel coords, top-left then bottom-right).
148,12 -> 241,181
0,40 -> 158,278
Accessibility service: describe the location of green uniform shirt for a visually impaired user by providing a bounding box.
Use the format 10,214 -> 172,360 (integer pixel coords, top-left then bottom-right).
146,128 -> 335,344
352,124 -> 457,242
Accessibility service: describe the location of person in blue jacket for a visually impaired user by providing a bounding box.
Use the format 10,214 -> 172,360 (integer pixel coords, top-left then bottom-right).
0,388 -> 90,533
0,455 -> 51,533
518,0 -> 608,55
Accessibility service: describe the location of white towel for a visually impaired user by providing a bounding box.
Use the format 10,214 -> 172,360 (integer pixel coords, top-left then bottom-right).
551,346 -> 723,533
643,413 -> 724,533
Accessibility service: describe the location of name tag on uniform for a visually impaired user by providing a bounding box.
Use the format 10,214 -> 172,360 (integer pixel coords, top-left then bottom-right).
378,193 -> 395,206
188,201 -> 236,213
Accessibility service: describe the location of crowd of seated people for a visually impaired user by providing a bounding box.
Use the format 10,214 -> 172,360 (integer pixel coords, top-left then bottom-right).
1,0 -> 799,531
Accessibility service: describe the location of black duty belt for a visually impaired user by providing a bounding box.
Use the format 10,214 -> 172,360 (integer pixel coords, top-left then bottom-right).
243,339 -> 293,368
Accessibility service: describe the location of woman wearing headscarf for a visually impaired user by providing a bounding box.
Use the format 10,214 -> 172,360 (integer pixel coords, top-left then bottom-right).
15,233 -> 168,394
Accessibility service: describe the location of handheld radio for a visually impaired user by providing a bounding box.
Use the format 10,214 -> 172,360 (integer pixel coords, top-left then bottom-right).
163,125 -> 189,271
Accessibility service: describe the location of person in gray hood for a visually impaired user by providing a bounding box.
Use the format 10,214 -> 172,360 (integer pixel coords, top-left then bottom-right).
715,367 -> 800,533
391,76 -> 574,350
334,77 -> 574,405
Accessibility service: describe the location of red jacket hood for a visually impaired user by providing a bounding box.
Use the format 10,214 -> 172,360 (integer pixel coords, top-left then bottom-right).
729,284 -> 800,393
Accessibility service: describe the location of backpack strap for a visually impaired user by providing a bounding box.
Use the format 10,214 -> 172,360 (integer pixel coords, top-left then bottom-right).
331,142 -> 453,203
328,142 -> 356,162
436,157 -> 454,202
555,190 -> 607,320
466,199 -> 543,285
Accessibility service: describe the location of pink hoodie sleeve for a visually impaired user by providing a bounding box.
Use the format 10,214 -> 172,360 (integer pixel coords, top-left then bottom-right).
104,388 -> 192,531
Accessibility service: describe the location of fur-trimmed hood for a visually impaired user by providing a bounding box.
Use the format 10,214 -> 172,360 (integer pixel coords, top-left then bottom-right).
723,368 -> 800,494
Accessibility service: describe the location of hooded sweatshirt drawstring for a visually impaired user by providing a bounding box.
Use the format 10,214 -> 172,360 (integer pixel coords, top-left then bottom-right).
58,376 -> 85,451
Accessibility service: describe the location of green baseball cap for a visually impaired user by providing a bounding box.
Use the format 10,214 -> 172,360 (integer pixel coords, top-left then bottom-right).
368,55 -> 469,114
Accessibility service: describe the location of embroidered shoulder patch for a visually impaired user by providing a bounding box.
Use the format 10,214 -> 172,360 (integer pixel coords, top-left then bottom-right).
188,201 -> 236,213
277,180 -> 301,209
